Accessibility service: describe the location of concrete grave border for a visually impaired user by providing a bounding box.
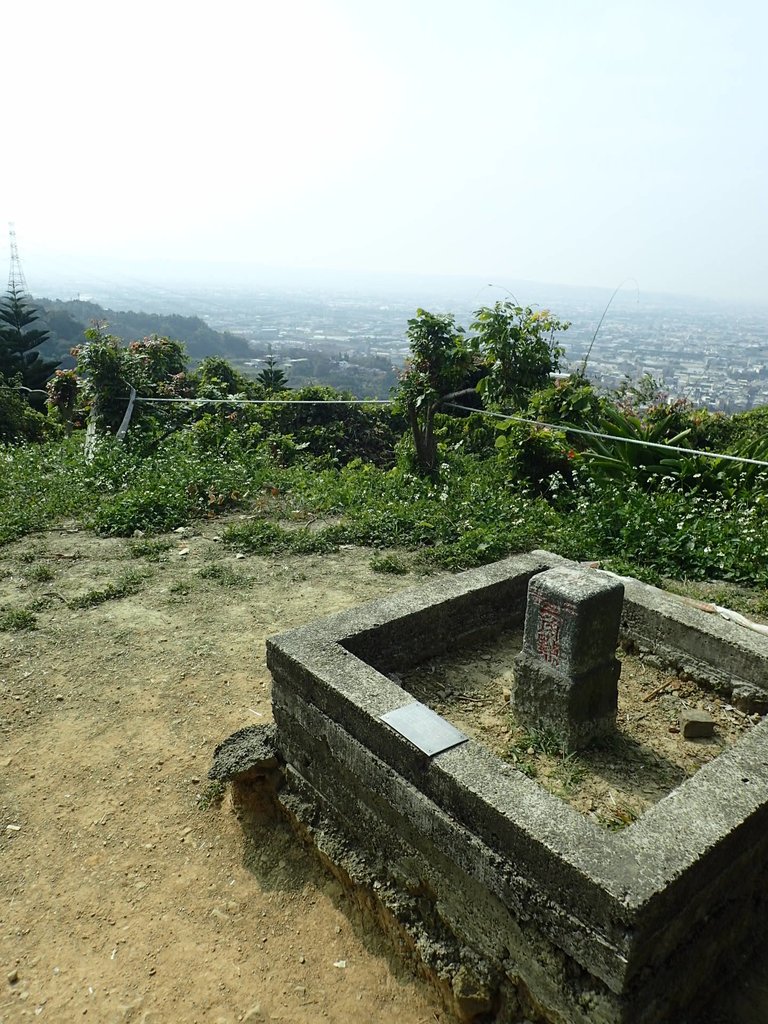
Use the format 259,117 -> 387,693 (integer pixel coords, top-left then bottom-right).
265,551 -> 768,1023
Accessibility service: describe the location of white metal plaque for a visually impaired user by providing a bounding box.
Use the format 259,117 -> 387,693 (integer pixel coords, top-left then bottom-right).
380,701 -> 468,756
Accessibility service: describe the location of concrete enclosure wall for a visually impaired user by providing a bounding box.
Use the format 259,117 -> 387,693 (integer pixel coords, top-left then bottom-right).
257,552 -> 768,1024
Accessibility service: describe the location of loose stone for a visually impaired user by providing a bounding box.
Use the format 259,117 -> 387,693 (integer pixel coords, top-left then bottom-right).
680,708 -> 716,739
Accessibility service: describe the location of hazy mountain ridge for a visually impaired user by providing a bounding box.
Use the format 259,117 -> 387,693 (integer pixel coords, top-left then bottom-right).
31,296 -> 255,368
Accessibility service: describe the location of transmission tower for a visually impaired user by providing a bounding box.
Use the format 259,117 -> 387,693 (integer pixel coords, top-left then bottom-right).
7,223 -> 29,296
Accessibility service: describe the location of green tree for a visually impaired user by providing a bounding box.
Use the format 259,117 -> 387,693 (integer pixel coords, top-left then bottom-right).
127,335 -> 187,393
473,301 -> 567,409
395,310 -> 477,474
46,369 -> 79,434
73,325 -> 191,433
257,355 -> 290,393
194,356 -> 256,397
72,324 -> 130,432
0,284 -> 59,394
396,303 -> 569,475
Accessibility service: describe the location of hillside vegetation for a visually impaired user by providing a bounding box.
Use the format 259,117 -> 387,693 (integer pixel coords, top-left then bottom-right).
1,302 -> 767,619
30,296 -> 256,367
18,296 -> 398,399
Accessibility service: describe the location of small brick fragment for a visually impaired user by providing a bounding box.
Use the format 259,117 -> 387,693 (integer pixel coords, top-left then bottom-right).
680,709 -> 716,739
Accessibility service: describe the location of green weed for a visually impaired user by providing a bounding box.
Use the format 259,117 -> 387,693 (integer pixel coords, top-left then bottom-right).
506,727 -> 586,793
599,805 -> 640,831
126,538 -> 173,561
197,779 -> 226,811
197,563 -> 249,587
0,607 -> 37,631
370,554 -> 409,575
0,436 -> 95,545
69,570 -> 147,609
222,519 -> 339,556
553,752 -> 588,791
516,726 -> 565,758
25,563 -> 55,583
1,395 -> 767,597
509,755 -> 538,779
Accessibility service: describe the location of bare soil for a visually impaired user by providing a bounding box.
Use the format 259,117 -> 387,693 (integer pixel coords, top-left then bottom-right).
0,522 -> 445,1024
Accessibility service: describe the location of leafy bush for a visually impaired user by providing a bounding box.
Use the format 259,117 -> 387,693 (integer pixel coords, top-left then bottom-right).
72,327 -> 192,435
395,303 -> 568,475
192,356 -> 259,398
434,410 -> 497,457
576,403 -> 694,484
493,422 -> 574,492
0,383 -> 767,597
553,473 -> 768,585
71,326 -> 131,432
642,398 -> 730,452
473,302 -> 568,409
527,375 -> 607,430
729,406 -> 768,449
0,435 -> 91,544
258,385 -> 402,467
0,378 -> 55,443
85,432 -> 260,535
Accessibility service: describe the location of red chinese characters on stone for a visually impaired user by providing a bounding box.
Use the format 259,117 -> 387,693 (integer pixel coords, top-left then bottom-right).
534,600 -> 562,665
532,597 -> 577,667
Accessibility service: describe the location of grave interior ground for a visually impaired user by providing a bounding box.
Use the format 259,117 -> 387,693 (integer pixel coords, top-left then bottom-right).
402,627 -> 757,829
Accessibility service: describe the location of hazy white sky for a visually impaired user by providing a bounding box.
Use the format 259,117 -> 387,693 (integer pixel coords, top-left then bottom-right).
2,0 -> 766,304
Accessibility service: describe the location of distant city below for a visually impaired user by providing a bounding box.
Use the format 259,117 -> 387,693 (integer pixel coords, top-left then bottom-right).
31,272 -> 768,411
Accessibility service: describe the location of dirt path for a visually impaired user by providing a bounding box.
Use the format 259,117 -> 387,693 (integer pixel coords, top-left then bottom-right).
3,525 -> 768,1024
0,523 -> 445,1024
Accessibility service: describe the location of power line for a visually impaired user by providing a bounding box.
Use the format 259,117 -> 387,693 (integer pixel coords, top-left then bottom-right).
0,385 -> 49,396
5,380 -> 766,470
126,392 -> 768,470
444,403 -> 768,469
132,396 -> 393,405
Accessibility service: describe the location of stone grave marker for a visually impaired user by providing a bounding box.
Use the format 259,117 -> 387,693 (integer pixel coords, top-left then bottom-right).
514,566 -> 624,750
